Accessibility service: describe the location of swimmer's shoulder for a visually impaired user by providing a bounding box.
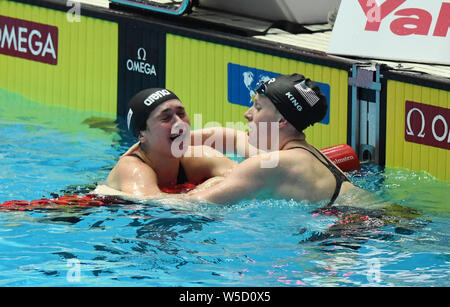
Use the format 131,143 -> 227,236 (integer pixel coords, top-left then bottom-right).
114,154 -> 147,170
276,148 -> 332,175
107,154 -> 156,188
241,150 -> 321,189
248,150 -> 311,173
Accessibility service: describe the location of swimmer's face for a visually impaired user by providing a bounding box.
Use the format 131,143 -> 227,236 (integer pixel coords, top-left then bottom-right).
244,94 -> 281,150
139,99 -> 191,157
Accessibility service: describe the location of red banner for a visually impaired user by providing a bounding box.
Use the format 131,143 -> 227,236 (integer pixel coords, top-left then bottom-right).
0,15 -> 58,65
405,100 -> 450,150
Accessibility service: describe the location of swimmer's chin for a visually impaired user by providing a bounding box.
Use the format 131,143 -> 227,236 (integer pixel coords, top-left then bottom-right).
169,138 -> 190,158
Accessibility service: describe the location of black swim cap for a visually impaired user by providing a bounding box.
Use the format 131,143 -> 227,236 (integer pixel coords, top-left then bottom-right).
256,74 -> 328,132
126,88 -> 180,137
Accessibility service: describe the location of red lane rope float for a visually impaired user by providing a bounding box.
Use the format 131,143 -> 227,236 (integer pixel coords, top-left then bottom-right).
321,144 -> 360,172
0,194 -> 107,211
0,184 -> 198,211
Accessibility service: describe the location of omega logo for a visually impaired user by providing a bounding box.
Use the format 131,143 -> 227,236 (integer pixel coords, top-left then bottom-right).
0,15 -> 58,65
406,107 -> 426,138
431,115 -> 448,142
405,100 -> 449,150
126,47 -> 156,76
137,47 -> 146,61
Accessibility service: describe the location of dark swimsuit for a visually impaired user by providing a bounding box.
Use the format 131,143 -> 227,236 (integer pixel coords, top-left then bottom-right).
289,146 -> 350,206
129,153 -> 188,184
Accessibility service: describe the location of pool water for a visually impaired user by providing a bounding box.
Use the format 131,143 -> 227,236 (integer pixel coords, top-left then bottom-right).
0,89 -> 449,286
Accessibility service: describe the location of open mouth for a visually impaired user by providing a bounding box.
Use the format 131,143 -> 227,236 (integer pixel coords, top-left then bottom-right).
169,133 -> 182,142
170,122 -> 190,144
169,131 -> 189,156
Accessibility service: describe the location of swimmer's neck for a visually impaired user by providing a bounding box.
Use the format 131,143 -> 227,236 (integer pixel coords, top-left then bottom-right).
279,133 -> 307,151
137,144 -> 183,186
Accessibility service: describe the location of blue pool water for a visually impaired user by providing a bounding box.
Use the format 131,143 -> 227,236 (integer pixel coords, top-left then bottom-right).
0,89 -> 449,286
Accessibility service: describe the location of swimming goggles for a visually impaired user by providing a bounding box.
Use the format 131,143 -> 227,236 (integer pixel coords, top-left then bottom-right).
251,81 -> 267,102
255,81 -> 267,95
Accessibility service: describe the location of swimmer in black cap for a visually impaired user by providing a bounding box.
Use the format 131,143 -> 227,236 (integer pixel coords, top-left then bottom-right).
97,88 -> 237,197
185,74 -> 358,205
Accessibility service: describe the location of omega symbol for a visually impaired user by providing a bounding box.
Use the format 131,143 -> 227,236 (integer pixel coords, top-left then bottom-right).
406,107 -> 426,138
137,47 -> 146,61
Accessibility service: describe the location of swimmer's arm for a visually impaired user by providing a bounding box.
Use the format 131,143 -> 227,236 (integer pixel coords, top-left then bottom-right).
184,155 -> 269,204
122,127 -> 264,159
190,127 -> 264,159
121,127 -> 250,158
94,185 -> 185,201
182,145 -> 238,179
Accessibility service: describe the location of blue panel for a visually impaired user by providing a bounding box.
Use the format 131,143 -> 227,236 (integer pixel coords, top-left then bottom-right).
227,63 -> 330,125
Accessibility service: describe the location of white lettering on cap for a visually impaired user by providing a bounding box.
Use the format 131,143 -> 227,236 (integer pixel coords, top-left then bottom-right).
127,108 -> 133,131
285,92 -> 303,112
143,89 -> 171,106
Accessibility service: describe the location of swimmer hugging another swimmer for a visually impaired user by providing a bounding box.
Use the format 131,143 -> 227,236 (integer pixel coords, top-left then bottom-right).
96,74 -> 364,205
96,88 -> 237,197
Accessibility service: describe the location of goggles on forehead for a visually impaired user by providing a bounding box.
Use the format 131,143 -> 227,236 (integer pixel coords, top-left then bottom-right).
255,81 -> 267,95
252,81 -> 267,102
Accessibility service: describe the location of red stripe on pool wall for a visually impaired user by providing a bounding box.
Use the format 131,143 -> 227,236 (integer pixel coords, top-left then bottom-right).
0,15 -> 58,65
405,100 -> 450,151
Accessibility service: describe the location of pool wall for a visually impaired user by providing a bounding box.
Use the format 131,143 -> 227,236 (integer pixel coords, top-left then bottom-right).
0,0 -> 118,116
164,34 -> 350,150
1,0 -> 449,180
383,73 -> 450,181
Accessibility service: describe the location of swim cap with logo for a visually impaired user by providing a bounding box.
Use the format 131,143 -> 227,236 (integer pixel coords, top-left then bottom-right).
127,88 -> 180,137
255,74 -> 328,132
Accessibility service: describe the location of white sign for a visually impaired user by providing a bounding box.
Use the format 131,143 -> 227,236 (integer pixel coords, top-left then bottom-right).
328,0 -> 450,65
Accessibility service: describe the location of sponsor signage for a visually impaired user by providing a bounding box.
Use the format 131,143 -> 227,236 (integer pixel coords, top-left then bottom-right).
117,22 -> 165,117
126,47 -> 157,77
227,63 -> 330,125
405,100 -> 450,150
0,15 -> 58,65
328,0 -> 450,65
